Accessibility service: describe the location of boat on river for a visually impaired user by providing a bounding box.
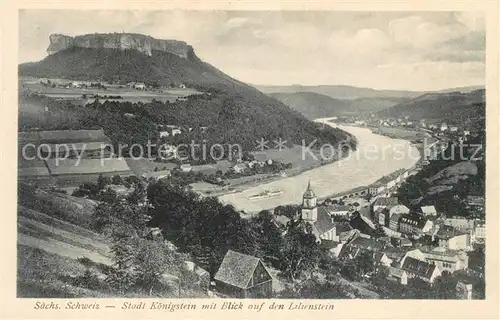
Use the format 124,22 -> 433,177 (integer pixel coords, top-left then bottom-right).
248,189 -> 284,200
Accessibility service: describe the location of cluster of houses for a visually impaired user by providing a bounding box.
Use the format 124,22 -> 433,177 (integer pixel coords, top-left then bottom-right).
348,115 -> 476,140
323,168 -> 414,205
125,82 -> 187,90
267,181 -> 484,294
39,78 -> 189,91
39,78 -> 106,89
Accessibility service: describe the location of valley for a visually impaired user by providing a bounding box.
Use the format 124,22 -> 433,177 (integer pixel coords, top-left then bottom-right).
15,27 -> 487,302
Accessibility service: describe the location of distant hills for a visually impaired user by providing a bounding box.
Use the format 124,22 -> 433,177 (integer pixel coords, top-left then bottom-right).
376,89 -> 485,126
263,84 -> 485,121
256,84 -> 422,100
257,84 -> 484,100
269,92 -> 407,120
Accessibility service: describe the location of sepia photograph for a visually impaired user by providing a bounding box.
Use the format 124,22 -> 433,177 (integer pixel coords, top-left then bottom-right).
15,9 -> 487,303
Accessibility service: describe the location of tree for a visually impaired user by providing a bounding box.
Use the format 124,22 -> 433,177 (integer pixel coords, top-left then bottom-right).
111,175 -> 123,185
468,245 -> 485,273
274,205 -> 299,219
98,187 -> 118,204
279,221 -> 322,281
251,210 -> 284,264
97,174 -> 110,191
92,203 -> 114,233
353,250 -> 375,277
146,182 -> 260,274
127,181 -> 147,204
106,225 -> 138,293
279,276 -> 350,299
133,238 -> 180,295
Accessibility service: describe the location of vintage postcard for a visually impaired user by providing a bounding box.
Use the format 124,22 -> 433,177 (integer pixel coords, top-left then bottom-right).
1,0 -> 499,319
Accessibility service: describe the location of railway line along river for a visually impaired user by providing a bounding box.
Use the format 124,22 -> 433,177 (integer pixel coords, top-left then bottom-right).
218,117 -> 421,213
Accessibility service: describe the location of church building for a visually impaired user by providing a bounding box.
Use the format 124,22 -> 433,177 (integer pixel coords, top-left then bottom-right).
301,181 -> 337,243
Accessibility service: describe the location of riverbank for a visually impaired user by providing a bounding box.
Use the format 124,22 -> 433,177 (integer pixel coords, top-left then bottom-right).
197,149 -> 351,198
218,118 -> 421,213
194,133 -> 357,198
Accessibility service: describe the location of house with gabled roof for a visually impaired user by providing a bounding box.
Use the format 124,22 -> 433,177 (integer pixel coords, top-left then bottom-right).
420,205 -> 437,216
368,182 -> 386,195
399,214 -> 434,235
389,204 -> 410,217
444,216 -> 474,230
400,256 -> 441,284
383,247 -> 407,266
373,197 -> 399,212
214,250 -> 272,298
326,204 -> 350,216
387,266 -> 408,285
320,240 -> 345,258
421,247 -> 469,273
373,252 -> 392,267
435,227 -> 472,251
339,236 -> 387,260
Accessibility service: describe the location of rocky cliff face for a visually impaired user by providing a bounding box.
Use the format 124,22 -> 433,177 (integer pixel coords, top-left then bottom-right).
46,33 -> 192,58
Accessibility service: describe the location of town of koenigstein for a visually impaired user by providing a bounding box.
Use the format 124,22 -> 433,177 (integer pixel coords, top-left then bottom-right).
16,10 -> 486,302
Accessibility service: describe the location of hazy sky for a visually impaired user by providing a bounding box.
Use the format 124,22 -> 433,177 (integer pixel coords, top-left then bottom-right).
19,10 -> 485,91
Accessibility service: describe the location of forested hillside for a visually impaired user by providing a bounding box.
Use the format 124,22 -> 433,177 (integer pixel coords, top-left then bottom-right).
19,45 -> 356,154
376,89 -> 485,126
269,91 -> 406,119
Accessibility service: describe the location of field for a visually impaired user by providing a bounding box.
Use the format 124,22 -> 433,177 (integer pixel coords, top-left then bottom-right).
125,158 -> 177,176
20,76 -> 201,104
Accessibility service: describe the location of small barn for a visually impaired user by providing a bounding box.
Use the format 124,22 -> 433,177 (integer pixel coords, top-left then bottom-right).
214,250 -> 272,298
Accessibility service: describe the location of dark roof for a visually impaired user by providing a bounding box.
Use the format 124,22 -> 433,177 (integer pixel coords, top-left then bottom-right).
339,245 -> 366,259
390,213 -> 402,223
400,238 -> 412,246
349,237 -> 385,252
373,251 -> 387,262
313,207 -> 336,236
339,229 -> 358,242
436,226 -> 467,240
383,247 -> 406,260
401,257 -> 437,280
320,240 -> 341,250
273,215 -> 291,227
334,222 -> 353,234
214,250 -> 261,289
374,197 -> 399,207
327,204 -> 350,212
350,214 -> 376,235
357,206 -> 372,219
400,214 -> 429,229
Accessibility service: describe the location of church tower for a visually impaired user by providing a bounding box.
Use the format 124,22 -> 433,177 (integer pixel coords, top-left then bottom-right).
301,180 -> 318,221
